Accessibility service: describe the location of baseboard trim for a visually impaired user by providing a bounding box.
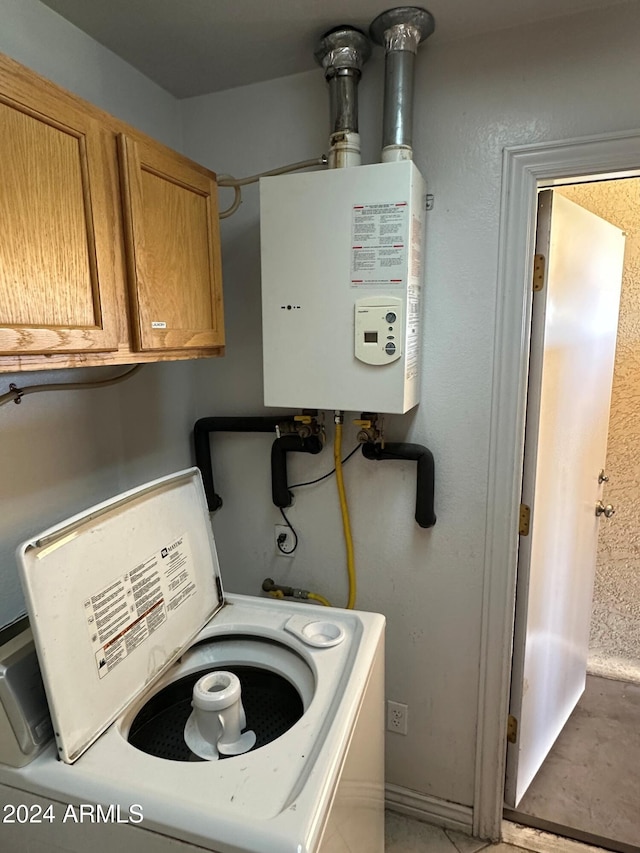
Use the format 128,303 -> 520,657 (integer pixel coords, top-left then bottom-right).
385,783 -> 473,834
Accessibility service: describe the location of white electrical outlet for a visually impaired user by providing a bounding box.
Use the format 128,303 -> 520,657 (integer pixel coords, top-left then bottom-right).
274,524 -> 295,557
386,700 -> 408,735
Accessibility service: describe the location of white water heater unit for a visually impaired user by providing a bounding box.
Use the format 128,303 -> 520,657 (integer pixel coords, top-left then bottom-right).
260,159 -> 426,414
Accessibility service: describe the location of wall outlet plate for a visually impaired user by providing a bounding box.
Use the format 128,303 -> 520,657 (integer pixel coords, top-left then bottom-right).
386,700 -> 408,735
274,524 -> 295,557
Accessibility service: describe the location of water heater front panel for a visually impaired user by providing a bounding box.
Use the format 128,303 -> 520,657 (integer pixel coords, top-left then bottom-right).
260,160 -> 426,413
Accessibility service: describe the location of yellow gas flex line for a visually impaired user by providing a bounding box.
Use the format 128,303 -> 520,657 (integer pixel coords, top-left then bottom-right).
334,414 -> 356,609
307,592 -> 332,607
263,580 -> 332,607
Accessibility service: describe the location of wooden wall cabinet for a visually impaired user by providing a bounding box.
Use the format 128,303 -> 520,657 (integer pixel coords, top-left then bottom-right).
0,53 -> 225,372
119,135 -> 224,353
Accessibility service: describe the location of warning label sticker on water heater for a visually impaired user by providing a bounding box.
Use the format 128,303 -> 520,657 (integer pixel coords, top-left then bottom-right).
351,202 -> 408,286
405,214 -> 425,382
83,533 -> 196,679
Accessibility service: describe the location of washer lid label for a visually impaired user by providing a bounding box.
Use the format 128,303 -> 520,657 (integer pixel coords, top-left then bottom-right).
84,533 -> 196,679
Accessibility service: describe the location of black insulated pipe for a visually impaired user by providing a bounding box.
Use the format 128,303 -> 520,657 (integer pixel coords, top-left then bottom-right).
361,441 -> 436,528
193,416 -> 297,511
271,434 -> 324,508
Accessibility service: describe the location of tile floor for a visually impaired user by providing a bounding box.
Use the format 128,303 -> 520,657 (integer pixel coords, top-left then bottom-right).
385,811 -> 610,852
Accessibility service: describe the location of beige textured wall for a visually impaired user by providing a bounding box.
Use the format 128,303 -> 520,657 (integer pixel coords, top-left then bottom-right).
559,180 -> 640,683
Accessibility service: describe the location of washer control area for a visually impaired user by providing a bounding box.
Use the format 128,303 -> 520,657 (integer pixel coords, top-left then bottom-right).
355,295 -> 403,365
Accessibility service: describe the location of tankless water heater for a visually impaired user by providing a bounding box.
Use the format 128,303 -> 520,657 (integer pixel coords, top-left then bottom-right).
260,159 -> 426,414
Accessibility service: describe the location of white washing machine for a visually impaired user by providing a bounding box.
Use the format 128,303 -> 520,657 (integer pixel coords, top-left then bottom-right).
0,468 -> 385,853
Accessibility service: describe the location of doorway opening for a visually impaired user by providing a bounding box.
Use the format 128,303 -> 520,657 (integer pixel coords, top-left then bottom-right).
504,177 -> 640,853
473,130 -> 640,846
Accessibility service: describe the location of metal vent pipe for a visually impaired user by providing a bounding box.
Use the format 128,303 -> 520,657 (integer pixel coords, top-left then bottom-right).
370,7 -> 435,162
314,26 -> 371,169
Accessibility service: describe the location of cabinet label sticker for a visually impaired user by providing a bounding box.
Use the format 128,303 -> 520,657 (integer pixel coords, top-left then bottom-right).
351,201 -> 408,286
151,321 -> 167,328
83,533 -> 196,678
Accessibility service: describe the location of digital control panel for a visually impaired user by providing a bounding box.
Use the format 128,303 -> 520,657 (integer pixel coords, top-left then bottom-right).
355,296 -> 403,365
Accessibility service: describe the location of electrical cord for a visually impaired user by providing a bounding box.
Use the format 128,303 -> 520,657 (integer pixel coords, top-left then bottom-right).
217,155 -> 327,218
277,507 -> 299,555
289,445 -> 360,490
218,156 -> 327,188
218,184 -> 242,219
273,441 -> 357,602
0,364 -> 144,408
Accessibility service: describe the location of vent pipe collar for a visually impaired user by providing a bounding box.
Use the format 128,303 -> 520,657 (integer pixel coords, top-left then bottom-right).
384,22 -> 423,53
315,26 -> 371,168
370,7 -> 435,162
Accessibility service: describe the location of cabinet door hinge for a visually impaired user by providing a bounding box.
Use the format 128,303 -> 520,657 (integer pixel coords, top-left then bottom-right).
507,714 -> 518,744
532,254 -> 545,292
519,504 -> 531,536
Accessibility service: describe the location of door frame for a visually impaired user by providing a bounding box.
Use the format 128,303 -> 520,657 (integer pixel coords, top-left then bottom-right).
472,129 -> 640,840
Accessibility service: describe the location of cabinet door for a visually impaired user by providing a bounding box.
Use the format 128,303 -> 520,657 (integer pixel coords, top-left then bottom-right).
0,79 -> 119,355
119,135 -> 224,352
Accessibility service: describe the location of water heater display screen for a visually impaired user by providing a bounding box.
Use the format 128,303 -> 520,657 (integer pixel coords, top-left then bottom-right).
364,332 -> 378,343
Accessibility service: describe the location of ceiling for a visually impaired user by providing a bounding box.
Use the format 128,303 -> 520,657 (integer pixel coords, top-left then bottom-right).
40,0 -> 627,98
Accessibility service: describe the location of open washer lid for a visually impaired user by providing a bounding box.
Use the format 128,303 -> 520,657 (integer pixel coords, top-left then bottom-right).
17,468 -> 223,764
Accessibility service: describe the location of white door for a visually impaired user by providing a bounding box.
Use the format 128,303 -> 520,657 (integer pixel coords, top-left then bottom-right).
504,190 -> 625,808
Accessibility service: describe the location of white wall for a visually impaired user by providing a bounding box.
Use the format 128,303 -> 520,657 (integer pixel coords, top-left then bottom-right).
0,0 -> 182,145
0,0 -> 186,626
4,0 -> 640,819
180,1 -> 640,808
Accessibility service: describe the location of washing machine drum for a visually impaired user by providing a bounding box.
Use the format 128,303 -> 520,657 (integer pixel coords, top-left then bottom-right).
126,636 -> 314,762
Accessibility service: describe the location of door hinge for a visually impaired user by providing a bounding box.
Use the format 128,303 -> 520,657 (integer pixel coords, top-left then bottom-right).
519,504 -> 531,536
507,714 -> 518,743
532,254 -> 545,292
